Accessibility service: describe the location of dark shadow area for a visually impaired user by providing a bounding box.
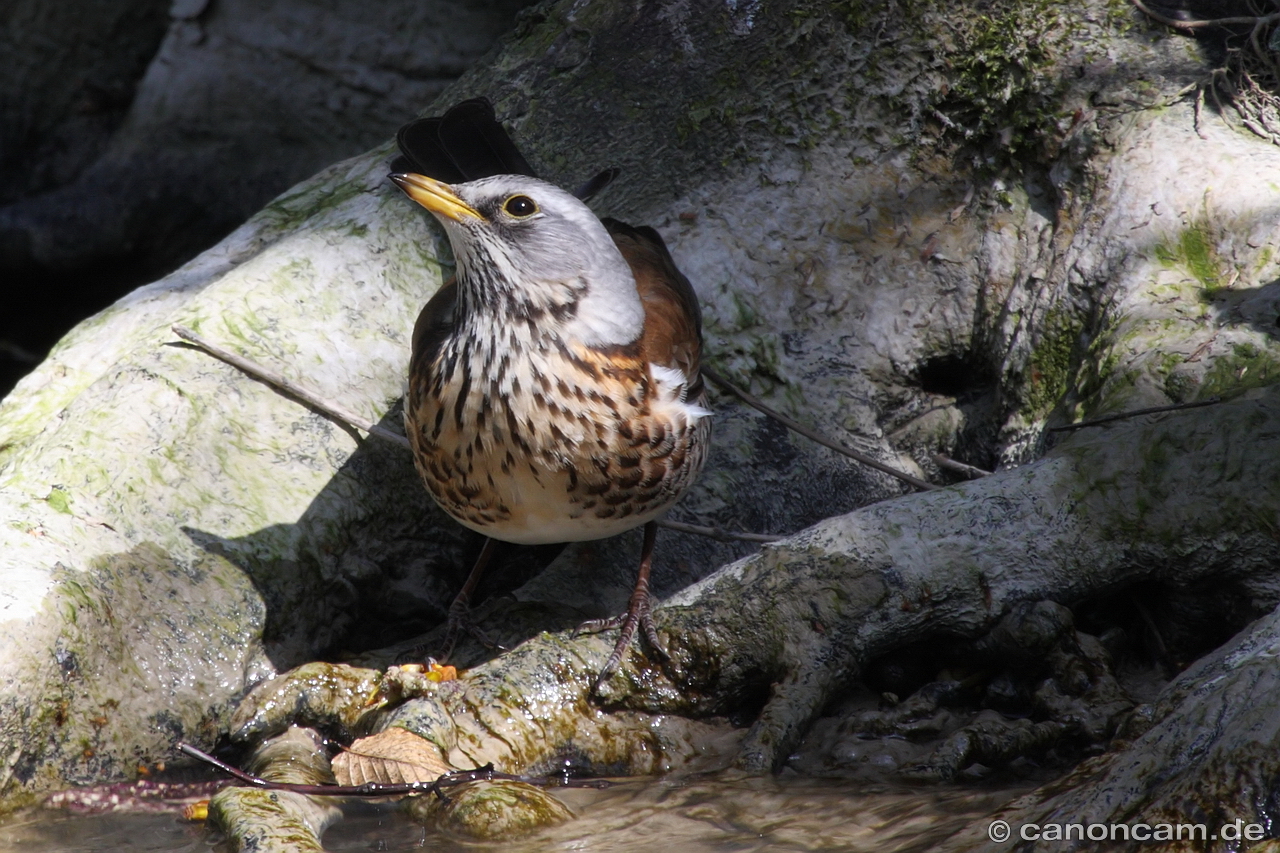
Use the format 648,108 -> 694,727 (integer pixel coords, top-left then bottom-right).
1074,577 -> 1267,675
728,410 -> 916,535
807,599 -> 1134,784
807,576 -> 1268,786
1,253 -> 196,399
1208,276 -> 1280,338
916,351 -> 994,401
0,0 -> 170,399
895,348 -> 1002,475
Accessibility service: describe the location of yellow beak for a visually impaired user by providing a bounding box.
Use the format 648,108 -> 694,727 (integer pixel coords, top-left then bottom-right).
389,173 -> 481,222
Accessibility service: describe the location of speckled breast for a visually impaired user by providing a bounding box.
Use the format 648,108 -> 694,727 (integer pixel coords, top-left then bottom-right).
405,336 -> 709,545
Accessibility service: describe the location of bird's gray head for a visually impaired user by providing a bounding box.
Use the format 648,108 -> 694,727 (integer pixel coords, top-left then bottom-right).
391,172 -> 644,348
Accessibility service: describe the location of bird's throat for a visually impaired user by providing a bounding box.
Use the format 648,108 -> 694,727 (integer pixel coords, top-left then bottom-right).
454,264 -> 644,350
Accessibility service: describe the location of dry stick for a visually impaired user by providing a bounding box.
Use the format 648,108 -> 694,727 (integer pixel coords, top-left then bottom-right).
701,367 -> 939,492
172,325 -> 770,544
659,518 -> 781,544
171,326 -> 410,449
176,743 -> 609,801
1047,397 -> 1222,432
1129,0 -> 1280,30
931,453 -> 992,479
1130,598 -> 1175,676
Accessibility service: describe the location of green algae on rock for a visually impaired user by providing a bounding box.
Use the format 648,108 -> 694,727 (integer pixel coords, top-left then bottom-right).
208,728 -> 340,853
407,778 -> 574,840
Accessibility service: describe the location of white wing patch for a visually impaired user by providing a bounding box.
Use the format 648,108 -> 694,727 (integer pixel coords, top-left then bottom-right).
650,363 -> 712,420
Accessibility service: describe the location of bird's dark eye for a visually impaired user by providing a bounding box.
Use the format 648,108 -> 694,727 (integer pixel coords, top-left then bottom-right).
503,195 -> 538,218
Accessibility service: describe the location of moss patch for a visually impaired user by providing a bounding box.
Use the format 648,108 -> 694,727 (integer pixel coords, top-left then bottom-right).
1153,218 -> 1233,300
44,486 -> 73,515
1201,341 -> 1280,397
1023,307 -> 1084,417
908,0 -> 1080,173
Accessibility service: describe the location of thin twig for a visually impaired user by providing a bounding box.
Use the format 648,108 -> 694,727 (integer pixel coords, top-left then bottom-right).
176,742 -> 609,800
1129,0 -> 1280,30
702,367 -> 938,492
1048,397 -> 1222,432
0,339 -> 40,364
178,741 -> 450,799
172,326 -> 410,449
1130,597 -> 1176,676
931,453 -> 992,479
659,518 -> 782,543
1193,84 -> 1208,139
174,326 -> 777,544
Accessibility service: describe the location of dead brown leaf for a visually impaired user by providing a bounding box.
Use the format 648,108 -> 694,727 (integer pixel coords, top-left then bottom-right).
332,727 -> 451,786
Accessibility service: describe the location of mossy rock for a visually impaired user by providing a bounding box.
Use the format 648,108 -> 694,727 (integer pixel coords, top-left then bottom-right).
407,778 -> 575,840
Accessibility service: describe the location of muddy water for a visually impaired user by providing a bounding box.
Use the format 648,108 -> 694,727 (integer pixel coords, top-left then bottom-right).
2,774 -> 1026,852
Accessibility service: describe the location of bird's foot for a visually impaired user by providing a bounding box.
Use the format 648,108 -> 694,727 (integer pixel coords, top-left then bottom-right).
396,598 -> 505,666
439,596 -> 507,660
578,591 -> 668,692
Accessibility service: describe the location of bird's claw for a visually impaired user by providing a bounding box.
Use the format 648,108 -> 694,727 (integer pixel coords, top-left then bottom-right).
586,595 -> 668,693
440,597 -> 507,659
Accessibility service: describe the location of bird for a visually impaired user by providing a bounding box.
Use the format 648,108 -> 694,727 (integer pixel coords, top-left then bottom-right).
388,99 -> 711,688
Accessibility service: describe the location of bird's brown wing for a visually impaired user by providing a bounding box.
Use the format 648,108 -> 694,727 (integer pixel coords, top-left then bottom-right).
603,219 -> 703,398
410,277 -> 458,380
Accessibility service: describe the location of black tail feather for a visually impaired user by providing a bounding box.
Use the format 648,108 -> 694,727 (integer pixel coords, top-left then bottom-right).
396,98 -> 537,183
394,99 -> 615,201
395,117 -> 468,184
435,99 -> 537,180
573,167 -> 620,202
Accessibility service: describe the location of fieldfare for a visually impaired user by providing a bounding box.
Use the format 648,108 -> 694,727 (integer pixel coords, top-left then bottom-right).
389,99 -> 710,688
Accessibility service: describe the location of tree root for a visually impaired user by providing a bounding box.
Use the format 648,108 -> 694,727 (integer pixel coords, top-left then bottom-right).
235,387 -> 1280,837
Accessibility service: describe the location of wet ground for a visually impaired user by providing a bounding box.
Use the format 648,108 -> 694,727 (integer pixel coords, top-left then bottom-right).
1,773 -> 1027,853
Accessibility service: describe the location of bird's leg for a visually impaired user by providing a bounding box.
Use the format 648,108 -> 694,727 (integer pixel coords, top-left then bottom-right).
438,537 -> 505,660
582,521 -> 668,691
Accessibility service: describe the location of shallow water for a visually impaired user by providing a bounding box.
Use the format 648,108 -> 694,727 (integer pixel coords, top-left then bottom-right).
1,774 -> 1026,852
0,810 -> 210,852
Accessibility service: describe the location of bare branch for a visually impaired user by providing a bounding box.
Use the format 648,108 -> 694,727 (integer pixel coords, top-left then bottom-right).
1048,396 -> 1223,432
171,325 -> 410,449
1129,0 -> 1280,30
658,518 -> 782,543
702,367 -> 938,492
176,742 -> 608,799
931,453 -> 992,479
